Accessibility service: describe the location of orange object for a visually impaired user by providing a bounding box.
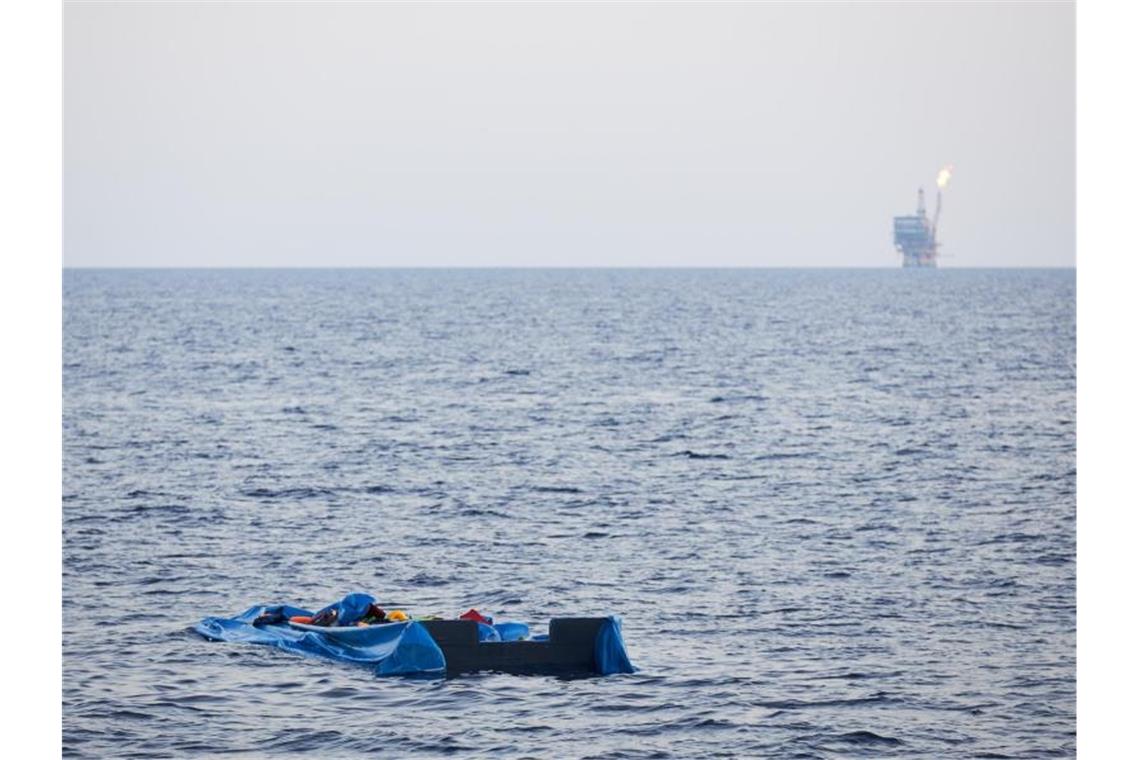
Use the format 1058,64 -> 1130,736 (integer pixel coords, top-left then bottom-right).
289,615 -> 313,624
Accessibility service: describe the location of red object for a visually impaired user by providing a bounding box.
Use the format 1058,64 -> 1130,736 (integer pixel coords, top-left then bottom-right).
459,608 -> 491,625
289,615 -> 314,624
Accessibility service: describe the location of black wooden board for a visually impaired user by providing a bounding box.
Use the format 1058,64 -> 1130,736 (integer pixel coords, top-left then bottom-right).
419,618 -> 606,676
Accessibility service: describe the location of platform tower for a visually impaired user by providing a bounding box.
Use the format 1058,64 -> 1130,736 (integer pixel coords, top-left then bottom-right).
893,166 -> 952,268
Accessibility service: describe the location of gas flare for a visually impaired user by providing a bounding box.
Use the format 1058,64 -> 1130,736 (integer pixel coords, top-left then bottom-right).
937,165 -> 954,190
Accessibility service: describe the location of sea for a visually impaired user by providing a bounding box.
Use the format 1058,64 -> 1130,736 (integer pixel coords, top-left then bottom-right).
63,268 -> 1075,758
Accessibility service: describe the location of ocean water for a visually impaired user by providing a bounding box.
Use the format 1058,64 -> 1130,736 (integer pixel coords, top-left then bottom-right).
63,269 -> 1075,758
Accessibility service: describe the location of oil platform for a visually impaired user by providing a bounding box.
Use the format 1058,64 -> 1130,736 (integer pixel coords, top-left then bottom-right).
894,166 -> 952,268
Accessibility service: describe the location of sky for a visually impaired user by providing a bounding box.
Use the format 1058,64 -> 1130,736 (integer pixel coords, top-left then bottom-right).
64,1 -> 1074,268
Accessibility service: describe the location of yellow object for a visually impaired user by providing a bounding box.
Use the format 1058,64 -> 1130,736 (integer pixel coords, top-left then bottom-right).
385,610 -> 409,622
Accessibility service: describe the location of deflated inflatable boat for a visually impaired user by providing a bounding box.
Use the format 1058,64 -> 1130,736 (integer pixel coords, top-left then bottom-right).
194,593 -> 636,678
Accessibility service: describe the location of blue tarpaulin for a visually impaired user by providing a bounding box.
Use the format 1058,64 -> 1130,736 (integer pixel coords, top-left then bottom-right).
311,592 -> 377,627
595,616 -> 637,675
194,598 -> 446,676
494,621 -> 530,642
472,621 -> 531,642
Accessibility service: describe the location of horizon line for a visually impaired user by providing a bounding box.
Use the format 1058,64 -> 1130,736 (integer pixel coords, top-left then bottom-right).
62,264 -> 1077,271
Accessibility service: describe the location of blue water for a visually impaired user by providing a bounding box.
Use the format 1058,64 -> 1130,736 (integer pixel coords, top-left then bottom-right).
63,269 -> 1075,758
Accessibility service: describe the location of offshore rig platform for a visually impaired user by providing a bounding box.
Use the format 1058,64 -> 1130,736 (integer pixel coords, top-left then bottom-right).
894,166 -> 952,268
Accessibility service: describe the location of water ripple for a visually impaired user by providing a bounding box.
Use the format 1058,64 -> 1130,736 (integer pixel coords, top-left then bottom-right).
63,269 -> 1075,758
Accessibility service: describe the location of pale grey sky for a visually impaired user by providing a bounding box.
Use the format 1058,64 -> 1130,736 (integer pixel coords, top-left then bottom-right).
64,1 -> 1074,267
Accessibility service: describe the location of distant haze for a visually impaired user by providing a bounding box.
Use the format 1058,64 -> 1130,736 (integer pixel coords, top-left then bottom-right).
64,2 -> 1074,268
